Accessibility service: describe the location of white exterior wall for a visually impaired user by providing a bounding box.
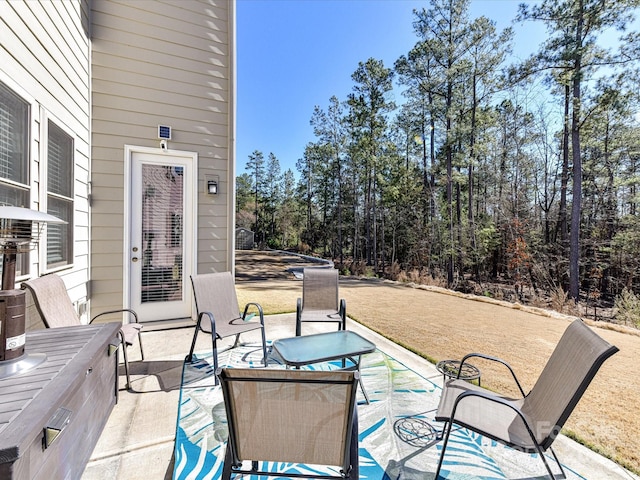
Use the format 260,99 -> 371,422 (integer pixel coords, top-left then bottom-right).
0,0 -> 91,324
90,0 -> 236,315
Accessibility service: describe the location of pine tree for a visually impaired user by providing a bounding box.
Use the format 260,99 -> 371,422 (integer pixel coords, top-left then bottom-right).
517,0 -> 640,300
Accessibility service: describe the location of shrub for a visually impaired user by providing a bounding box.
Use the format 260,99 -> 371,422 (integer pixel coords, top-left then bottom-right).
550,286 -> 569,313
395,270 -> 409,283
614,288 -> 640,328
297,242 -> 311,254
408,269 -> 422,283
388,261 -> 402,281
266,238 -> 282,250
348,260 -> 368,277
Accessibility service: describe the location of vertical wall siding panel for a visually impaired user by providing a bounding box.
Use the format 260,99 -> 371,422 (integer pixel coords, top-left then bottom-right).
90,0 -> 233,315
0,0 -> 90,297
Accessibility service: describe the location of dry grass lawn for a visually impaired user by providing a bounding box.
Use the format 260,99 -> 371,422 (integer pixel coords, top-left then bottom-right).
234,250 -> 640,474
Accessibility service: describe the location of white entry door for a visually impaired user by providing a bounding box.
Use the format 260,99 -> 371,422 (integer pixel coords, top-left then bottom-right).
127,148 -> 196,321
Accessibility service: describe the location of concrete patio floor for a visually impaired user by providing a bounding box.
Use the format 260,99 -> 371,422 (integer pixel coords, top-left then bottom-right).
81,314 -> 639,480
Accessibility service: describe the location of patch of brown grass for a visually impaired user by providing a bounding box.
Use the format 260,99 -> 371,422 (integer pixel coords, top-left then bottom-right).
234,250 -> 640,475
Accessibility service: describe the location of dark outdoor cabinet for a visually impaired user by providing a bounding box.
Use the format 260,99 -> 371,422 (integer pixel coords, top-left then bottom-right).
0,323 -> 121,479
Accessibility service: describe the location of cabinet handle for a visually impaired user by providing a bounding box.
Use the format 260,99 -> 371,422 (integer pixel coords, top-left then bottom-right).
43,407 -> 72,449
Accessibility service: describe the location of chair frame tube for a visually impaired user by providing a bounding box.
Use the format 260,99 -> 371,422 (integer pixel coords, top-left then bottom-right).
458,352 -> 526,396
92,308 -> 144,390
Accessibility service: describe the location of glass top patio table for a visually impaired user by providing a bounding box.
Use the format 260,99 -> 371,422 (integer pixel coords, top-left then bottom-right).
272,330 -> 376,403
272,330 -> 376,367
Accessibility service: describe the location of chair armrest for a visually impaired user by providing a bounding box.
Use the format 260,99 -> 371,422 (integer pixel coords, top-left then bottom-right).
296,298 -> 302,336
460,352 -> 526,396
339,298 -> 347,330
91,308 -> 139,325
242,302 -> 264,324
198,311 -> 216,333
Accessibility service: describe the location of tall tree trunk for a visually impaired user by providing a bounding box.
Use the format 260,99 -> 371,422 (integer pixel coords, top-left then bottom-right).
421,104 -> 430,222
372,164 -> 378,272
631,155 -> 637,216
569,6 -> 584,302
429,98 -> 437,222
446,109 -> 454,286
469,73 -> 478,278
557,84 -> 570,248
365,164 -> 372,266
337,152 -> 343,265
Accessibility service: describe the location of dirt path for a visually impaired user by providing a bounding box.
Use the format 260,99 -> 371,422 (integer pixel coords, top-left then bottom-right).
234,250 -> 640,473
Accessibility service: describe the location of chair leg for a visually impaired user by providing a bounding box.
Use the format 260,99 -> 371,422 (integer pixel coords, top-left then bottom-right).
359,377 -> 370,405
434,416 -> 454,479
260,327 -> 268,366
549,446 -> 567,479
186,318 -> 202,362
535,443 -> 565,479
138,332 -> 145,361
113,344 -> 120,403
118,331 -> 131,390
222,444 -> 233,480
212,336 -> 219,385
348,408 -> 359,479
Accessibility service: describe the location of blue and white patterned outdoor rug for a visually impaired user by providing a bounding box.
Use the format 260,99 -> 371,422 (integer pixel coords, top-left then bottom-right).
173,343 -> 586,480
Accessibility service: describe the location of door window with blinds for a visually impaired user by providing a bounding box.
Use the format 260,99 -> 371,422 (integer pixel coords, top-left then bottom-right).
140,164 -> 184,303
0,81 -> 30,277
46,120 -> 73,269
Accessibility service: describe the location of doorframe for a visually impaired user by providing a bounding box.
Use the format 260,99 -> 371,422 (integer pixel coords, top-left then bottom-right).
123,145 -> 198,315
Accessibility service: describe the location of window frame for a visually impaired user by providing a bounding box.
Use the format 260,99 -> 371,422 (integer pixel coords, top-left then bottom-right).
40,112 -> 75,273
0,77 -> 35,281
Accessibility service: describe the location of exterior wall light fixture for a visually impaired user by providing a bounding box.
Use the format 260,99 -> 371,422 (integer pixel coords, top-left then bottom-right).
206,175 -> 219,195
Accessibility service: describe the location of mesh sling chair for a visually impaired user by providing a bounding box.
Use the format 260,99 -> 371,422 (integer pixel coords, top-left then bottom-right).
186,272 -> 267,378
217,367 -> 359,480
434,319 -> 618,480
296,267 -> 346,336
22,273 -> 144,390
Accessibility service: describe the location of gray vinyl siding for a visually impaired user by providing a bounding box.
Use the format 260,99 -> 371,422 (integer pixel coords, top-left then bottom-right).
0,0 -> 91,313
90,0 -> 235,315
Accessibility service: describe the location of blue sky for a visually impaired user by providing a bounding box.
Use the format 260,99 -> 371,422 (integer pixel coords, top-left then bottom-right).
235,0 -> 545,177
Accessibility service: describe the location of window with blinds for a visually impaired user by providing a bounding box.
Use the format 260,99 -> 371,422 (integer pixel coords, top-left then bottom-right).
46,120 -> 73,268
0,81 -> 29,205
0,81 -> 30,276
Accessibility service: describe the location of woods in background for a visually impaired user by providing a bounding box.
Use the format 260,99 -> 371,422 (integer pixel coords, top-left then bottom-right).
237,0 -> 640,322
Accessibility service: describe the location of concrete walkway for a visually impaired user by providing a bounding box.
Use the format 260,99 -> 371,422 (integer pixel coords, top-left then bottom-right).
82,314 -> 639,480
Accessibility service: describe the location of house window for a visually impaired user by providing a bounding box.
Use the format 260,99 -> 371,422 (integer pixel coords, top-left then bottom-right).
0,81 -> 30,207
0,80 -> 30,276
46,120 -> 73,268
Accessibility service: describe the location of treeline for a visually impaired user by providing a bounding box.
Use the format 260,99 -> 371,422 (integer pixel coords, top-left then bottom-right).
236,0 -> 640,315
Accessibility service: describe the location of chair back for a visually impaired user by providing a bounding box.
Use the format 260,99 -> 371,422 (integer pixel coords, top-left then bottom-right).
22,274 -> 80,328
302,267 -> 339,312
523,319 -> 618,449
218,367 -> 358,470
190,272 -> 241,333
